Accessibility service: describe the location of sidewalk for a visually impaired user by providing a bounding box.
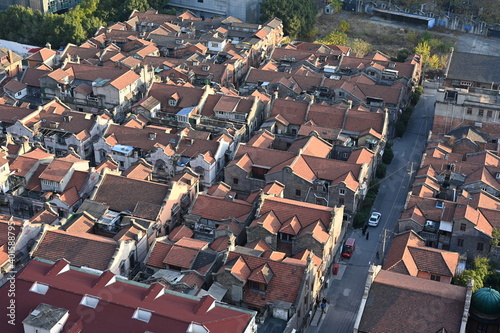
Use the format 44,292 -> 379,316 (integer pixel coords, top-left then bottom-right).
310,262 -> 347,327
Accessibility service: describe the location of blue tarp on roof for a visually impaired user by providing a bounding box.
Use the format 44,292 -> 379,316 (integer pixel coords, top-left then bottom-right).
112,144 -> 134,155
177,106 -> 196,115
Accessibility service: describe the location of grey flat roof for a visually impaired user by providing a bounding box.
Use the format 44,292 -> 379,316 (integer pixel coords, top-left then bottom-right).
446,51 -> 500,85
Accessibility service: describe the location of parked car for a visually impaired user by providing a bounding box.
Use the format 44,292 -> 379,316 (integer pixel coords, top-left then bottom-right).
342,238 -> 356,259
368,212 -> 381,227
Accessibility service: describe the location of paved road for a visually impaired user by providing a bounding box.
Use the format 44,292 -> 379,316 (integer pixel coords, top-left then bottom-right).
309,87 -> 437,333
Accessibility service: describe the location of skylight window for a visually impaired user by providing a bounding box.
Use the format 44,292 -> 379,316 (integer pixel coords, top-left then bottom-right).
132,308 -> 152,322
30,282 -> 49,295
80,295 -> 100,308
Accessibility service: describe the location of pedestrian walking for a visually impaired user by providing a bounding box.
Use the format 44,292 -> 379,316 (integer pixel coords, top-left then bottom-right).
320,301 -> 326,313
366,231 -> 370,240
321,297 -> 328,313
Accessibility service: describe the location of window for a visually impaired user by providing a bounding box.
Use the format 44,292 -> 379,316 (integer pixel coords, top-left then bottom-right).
457,238 -> 464,247
30,282 -> 49,295
295,189 -> 301,196
198,0 -> 203,2
477,242 -> 484,252
233,178 -> 239,185
466,108 -> 472,115
487,110 -> 493,118
279,232 -> 293,242
478,109 -> 484,116
460,223 -> 466,231
248,281 -> 266,292
169,99 -> 177,106
338,198 -> 344,205
339,188 -> 345,196
80,295 -> 100,308
132,308 -> 152,322
477,323 -> 488,333
119,161 -> 124,168
430,275 -> 441,282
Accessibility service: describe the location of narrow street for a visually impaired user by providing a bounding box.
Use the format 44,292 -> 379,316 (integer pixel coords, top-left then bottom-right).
310,85 -> 437,333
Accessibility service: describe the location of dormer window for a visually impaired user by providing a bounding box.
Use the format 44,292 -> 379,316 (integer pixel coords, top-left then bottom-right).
30,282 -> 49,295
202,65 -> 210,71
436,201 -> 444,208
279,232 -> 293,242
248,281 -> 267,292
132,308 -> 152,322
169,99 -> 177,106
175,39 -> 183,45
496,173 -> 500,179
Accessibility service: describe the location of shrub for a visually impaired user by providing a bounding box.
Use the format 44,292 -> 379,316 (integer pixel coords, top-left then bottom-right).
382,145 -> 394,164
376,163 -> 387,179
395,122 -> 406,137
353,207 -> 371,229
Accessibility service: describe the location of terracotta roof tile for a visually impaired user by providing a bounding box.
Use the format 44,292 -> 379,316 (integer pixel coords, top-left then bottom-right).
210,236 -> 231,252
39,159 -> 73,182
0,259 -> 254,332
147,241 -> 173,268
190,194 -> 253,223
358,270 -> 466,333
168,225 -> 194,242
163,246 -> 199,269
30,209 -> 59,225
93,174 -> 169,213
383,230 -> 459,278
33,229 -> 117,271
174,237 -> 209,250
223,252 -> 306,309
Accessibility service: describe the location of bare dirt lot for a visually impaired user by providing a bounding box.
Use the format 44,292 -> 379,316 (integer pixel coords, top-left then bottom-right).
315,10 -> 500,58
316,11 -> 458,58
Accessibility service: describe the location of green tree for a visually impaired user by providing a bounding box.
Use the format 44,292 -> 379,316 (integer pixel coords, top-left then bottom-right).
349,38 -> 372,57
455,257 -> 491,291
120,0 -> 150,21
147,0 -> 170,11
376,163 -> 387,179
338,19 -> 350,33
382,144 -> 394,164
428,54 -> 441,70
316,30 -> 348,46
330,0 -> 343,12
260,0 -> 317,38
415,40 -> 431,65
492,228 -> 500,249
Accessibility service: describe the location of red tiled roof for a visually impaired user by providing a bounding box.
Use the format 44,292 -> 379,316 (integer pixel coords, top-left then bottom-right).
93,174 -> 169,213
191,194 -> 253,223
359,270 -> 466,333
146,241 -> 173,268
383,230 -> 459,278
222,252 -> 306,309
32,229 -> 117,271
168,225 -> 194,242
163,245 -> 199,269
0,259 -> 254,333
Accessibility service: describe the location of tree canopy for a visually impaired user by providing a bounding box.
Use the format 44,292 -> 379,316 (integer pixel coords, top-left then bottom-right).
0,0 -> 169,48
260,0 -> 317,38
454,257 -> 500,292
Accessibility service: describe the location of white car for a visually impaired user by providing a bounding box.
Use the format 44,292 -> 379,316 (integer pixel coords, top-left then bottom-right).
368,212 -> 381,227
